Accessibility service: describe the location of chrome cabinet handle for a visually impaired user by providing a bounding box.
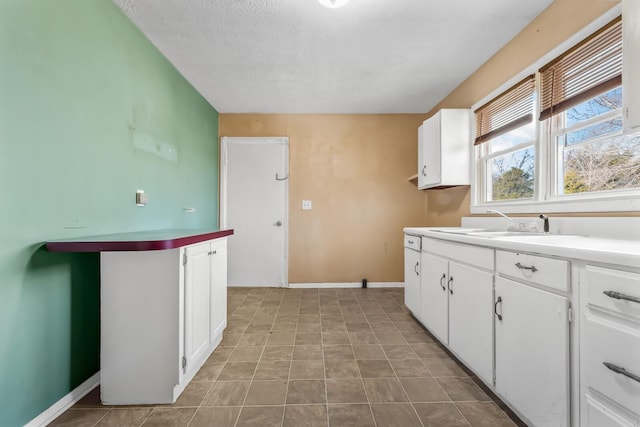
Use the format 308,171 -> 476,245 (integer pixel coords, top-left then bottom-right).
275,221 -> 282,226
603,291 -> 640,304
439,274 -> 446,291
495,296 -> 503,321
422,165 -> 427,177
515,262 -> 538,273
414,262 -> 419,276
408,240 -> 414,244
448,276 -> 453,295
603,362 -> 640,383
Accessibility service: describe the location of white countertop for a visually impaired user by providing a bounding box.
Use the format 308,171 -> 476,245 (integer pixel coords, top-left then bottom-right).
404,227 -> 640,268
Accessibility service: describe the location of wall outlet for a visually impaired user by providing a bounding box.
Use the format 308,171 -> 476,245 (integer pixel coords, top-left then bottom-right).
302,200 -> 312,210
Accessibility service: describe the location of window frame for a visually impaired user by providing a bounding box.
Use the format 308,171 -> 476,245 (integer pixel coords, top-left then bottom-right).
470,4 -> 640,214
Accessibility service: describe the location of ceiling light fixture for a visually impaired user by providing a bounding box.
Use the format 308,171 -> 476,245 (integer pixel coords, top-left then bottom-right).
318,0 -> 349,8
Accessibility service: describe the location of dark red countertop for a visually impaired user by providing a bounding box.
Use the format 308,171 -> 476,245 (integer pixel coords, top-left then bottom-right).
46,229 -> 234,252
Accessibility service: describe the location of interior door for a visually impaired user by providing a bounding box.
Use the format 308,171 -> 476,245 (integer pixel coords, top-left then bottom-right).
221,137 -> 288,287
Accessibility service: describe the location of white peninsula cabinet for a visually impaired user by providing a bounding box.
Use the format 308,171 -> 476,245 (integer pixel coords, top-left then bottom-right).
184,239 -> 228,375
495,251 -> 571,427
46,229 -> 233,405
421,237 -> 494,384
417,109 -> 472,190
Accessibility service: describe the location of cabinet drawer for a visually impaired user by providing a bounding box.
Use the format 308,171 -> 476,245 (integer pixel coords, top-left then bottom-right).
585,265 -> 640,322
404,234 -> 421,251
585,395 -> 636,427
496,250 -> 569,292
583,316 -> 640,415
423,237 -> 493,270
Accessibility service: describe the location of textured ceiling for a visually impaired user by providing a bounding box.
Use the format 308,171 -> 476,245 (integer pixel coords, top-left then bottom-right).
113,0 -> 554,113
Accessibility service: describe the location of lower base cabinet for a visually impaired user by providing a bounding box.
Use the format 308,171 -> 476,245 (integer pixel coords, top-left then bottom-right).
420,244 -> 493,385
495,277 -> 570,426
101,237 -> 228,405
449,262 -> 493,385
580,264 -> 640,426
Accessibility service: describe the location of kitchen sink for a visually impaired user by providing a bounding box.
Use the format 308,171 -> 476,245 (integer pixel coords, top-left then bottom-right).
431,228 -> 584,239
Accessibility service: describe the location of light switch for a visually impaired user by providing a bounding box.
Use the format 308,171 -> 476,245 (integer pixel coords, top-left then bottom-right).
136,190 -> 149,206
302,200 -> 312,210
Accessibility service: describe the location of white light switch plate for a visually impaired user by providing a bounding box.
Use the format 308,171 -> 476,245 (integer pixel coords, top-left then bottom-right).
302,200 -> 312,210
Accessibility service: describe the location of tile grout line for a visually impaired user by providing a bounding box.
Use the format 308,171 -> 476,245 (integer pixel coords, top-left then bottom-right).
352,288 -> 380,427
280,291 -> 300,427
231,290 -> 267,427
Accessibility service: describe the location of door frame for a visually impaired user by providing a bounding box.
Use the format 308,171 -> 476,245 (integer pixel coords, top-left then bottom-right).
219,136 -> 289,287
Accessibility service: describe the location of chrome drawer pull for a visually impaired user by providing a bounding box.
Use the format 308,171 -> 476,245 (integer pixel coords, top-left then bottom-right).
414,261 -> 419,276
603,291 -> 640,304
440,273 -> 446,291
603,362 -> 640,384
448,276 -> 453,295
408,240 -> 414,244
515,262 -> 538,273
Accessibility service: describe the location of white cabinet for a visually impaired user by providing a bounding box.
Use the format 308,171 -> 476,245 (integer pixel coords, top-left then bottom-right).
403,234 -> 422,320
417,109 -> 472,189
210,239 -> 228,342
185,243 -> 213,370
421,252 -> 450,344
494,274 -> 570,426
623,0 -> 640,133
448,262 -> 493,384
101,237 -> 228,405
184,239 -> 228,375
494,249 -> 571,426
580,264 -> 640,426
420,238 -> 494,384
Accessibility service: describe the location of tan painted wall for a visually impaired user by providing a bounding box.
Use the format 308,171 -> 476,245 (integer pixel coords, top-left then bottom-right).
424,0 -> 622,226
219,114 -> 427,283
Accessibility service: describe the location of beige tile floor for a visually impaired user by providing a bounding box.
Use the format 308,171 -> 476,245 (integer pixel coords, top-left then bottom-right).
51,287 -> 524,426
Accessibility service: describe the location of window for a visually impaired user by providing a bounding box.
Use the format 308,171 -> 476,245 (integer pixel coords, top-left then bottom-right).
472,12 -> 640,213
475,76 -> 536,202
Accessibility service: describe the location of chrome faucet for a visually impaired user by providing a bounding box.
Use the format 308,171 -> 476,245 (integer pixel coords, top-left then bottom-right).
486,209 -> 517,231
539,214 -> 550,233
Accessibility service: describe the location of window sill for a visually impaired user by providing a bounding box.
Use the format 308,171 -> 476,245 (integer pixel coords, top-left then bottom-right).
471,191 -> 640,214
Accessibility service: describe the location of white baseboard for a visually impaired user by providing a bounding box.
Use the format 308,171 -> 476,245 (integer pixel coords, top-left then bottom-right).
26,372 -> 100,427
288,282 -> 404,289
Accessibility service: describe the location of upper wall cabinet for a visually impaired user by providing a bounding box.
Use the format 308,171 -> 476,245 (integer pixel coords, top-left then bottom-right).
624,0 -> 640,133
417,109 -> 472,190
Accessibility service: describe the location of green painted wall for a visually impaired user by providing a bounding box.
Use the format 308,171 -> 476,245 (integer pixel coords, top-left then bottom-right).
0,1 -> 219,425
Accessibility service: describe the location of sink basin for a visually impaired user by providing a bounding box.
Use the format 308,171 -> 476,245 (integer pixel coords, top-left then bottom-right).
431,228 -> 503,235
492,234 -> 585,241
466,231 -> 539,237
431,228 -> 585,239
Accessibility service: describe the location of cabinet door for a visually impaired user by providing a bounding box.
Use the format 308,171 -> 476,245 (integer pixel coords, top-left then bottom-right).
422,112 -> 442,187
404,248 -> 421,320
417,123 -> 427,188
495,277 -> 570,426
624,0 -> 640,133
448,262 -> 493,384
210,240 -> 228,341
184,243 -> 212,372
420,252 -> 449,344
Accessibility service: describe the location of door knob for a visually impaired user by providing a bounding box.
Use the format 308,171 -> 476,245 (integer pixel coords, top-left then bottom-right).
275,221 -> 282,226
